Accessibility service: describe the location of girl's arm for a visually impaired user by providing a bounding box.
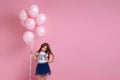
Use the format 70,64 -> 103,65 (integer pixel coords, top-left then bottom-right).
47,54 -> 55,63
31,51 -> 38,61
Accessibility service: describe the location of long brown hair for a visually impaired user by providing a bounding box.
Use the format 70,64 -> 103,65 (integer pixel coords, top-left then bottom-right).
37,42 -> 54,59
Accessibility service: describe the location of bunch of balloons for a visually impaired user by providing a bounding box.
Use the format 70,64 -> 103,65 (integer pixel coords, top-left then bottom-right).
18,4 -> 46,49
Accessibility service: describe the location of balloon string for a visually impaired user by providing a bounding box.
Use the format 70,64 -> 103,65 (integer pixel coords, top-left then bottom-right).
30,43 -> 33,80
29,54 -> 32,80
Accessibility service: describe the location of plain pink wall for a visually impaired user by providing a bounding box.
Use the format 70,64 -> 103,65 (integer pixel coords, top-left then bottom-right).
0,0 -> 120,80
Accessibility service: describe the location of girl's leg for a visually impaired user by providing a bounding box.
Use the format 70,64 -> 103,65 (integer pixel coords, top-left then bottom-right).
38,75 -> 43,80
43,75 -> 47,80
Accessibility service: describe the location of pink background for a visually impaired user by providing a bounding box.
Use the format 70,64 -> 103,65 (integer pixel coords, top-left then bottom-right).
0,0 -> 120,80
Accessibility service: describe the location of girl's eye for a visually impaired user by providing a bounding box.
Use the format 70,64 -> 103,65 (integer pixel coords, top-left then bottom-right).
44,48 -> 47,49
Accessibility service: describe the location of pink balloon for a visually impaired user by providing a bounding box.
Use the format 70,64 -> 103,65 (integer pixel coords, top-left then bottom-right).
23,31 -> 34,46
36,26 -> 46,37
36,13 -> 46,25
28,4 -> 39,18
25,18 -> 35,31
18,9 -> 28,21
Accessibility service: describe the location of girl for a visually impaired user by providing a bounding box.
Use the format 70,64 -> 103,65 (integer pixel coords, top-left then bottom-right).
31,42 -> 54,80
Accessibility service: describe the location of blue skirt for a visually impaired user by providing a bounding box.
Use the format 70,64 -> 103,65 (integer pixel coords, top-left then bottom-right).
35,62 -> 51,75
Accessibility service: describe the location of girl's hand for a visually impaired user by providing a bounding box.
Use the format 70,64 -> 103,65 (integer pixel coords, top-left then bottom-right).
46,54 -> 54,63
31,51 -> 38,61
48,60 -> 54,63
30,51 -> 34,54
45,57 -> 52,63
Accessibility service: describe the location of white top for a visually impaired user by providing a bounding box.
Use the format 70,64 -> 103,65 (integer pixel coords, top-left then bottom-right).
37,52 -> 48,63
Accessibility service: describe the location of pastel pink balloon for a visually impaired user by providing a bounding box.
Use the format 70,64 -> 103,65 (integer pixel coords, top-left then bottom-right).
25,18 -> 35,31
23,31 -> 34,46
18,9 -> 28,21
36,13 -> 46,25
36,26 -> 46,37
28,4 -> 39,18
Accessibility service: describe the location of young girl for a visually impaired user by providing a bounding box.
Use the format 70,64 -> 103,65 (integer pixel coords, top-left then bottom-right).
31,42 -> 54,80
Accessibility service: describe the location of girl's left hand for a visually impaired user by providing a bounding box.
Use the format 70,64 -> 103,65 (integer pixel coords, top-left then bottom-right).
46,54 -> 54,63
48,60 -> 54,63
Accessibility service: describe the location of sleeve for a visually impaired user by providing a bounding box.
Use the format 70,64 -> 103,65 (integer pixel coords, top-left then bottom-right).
46,53 -> 48,57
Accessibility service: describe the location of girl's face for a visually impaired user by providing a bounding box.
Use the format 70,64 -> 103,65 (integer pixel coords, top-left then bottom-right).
41,46 -> 47,52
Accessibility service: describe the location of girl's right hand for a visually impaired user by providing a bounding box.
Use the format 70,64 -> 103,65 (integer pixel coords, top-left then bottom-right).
31,51 -> 38,61
30,51 -> 32,54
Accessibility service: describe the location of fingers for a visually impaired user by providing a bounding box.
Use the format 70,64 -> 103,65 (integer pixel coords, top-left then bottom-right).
30,51 -> 33,54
